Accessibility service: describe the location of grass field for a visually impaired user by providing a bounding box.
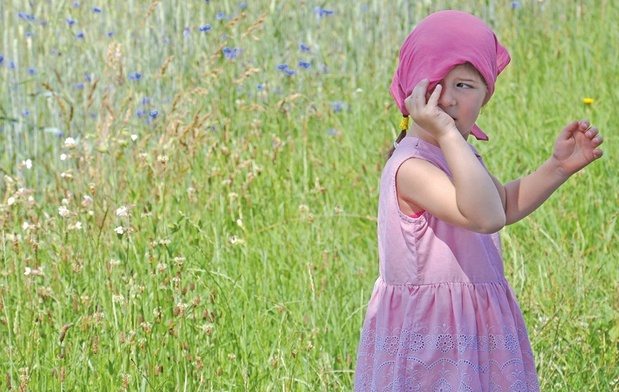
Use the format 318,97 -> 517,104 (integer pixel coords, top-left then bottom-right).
1,0 -> 617,390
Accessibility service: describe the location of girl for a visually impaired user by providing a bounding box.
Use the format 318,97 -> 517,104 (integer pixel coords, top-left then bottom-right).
354,10 -> 604,391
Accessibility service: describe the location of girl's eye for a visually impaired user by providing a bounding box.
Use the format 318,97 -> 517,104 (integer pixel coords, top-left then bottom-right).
457,83 -> 473,89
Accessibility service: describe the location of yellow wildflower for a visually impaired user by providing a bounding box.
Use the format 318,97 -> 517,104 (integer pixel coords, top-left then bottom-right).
582,98 -> 595,105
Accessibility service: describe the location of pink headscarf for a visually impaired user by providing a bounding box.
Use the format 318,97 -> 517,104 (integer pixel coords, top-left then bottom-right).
390,10 -> 511,140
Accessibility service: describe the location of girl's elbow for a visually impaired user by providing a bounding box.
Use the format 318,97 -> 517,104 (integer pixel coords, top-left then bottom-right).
476,212 -> 506,234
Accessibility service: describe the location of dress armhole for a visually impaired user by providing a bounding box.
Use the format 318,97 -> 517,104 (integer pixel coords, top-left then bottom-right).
410,209 -> 426,219
395,157 -> 427,219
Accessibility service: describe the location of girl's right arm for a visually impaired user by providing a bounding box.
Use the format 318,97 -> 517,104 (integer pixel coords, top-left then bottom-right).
398,81 -> 505,234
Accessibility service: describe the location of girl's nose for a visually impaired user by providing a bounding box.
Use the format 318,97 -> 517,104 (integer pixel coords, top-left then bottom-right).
438,85 -> 456,107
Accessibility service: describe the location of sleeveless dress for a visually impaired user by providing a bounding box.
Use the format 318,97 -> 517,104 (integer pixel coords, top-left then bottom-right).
354,137 -> 540,391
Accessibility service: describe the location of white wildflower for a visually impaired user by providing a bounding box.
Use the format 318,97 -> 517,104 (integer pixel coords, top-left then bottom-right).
112,294 -> 125,304
7,197 -> 16,206
22,221 -> 30,230
114,226 -> 125,235
60,153 -> 67,161
131,134 -> 138,141
116,205 -> 130,217
23,159 -> 33,169
82,195 -> 93,207
69,221 -> 82,230
63,137 -> 77,149
24,266 -> 43,276
58,205 -> 70,217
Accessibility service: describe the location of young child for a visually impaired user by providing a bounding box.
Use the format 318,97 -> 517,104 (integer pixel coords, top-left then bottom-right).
354,10 -> 604,391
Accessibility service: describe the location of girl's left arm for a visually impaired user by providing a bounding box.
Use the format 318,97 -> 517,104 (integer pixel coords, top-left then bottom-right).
492,120 -> 604,225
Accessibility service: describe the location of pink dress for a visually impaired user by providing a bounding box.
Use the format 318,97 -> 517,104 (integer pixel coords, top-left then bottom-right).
354,137 -> 540,391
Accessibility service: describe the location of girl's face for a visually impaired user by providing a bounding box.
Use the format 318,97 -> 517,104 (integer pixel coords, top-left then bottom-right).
430,63 -> 488,138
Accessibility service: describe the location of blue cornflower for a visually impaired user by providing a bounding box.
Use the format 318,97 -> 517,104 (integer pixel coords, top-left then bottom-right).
205,0 -> 210,2
298,61 -> 311,69
330,101 -> 343,112
85,73 -> 92,82
27,67 -> 36,75
327,129 -> 337,136
0,55 -> 3,63
75,32 -> 84,39
141,97 -> 151,105
128,71 -> 142,81
136,109 -> 146,117
73,83 -> 85,89
73,2 -> 80,7
284,69 -> 297,76
93,7 -> 102,13
22,110 -> 30,117
148,110 -> 159,119
184,27 -> 191,36
227,49 -> 237,59
9,61 -> 16,69
18,12 -> 35,21
25,32 -> 34,38
361,4 -> 368,11
276,63 -> 288,70
314,7 -> 334,18
107,31 -> 115,37
239,3 -> 247,9
510,1 -> 522,8
66,17 -> 76,26
216,12 -> 225,20
199,24 -> 212,32
299,43 -> 310,52
223,47 -> 241,60
257,84 -> 265,91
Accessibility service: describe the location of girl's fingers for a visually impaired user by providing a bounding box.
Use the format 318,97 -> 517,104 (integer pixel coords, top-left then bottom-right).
585,126 -> 599,138
579,119 -> 590,131
407,79 -> 430,113
557,120 -> 579,141
427,84 -> 442,108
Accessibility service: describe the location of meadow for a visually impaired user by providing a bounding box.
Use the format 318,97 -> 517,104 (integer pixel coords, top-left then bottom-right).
0,0 -> 617,390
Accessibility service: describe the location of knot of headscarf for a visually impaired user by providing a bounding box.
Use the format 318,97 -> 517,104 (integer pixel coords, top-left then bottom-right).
390,10 -> 511,141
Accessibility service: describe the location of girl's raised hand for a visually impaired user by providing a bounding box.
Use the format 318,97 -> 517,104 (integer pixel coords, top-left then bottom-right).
552,120 -> 604,177
404,79 -> 458,140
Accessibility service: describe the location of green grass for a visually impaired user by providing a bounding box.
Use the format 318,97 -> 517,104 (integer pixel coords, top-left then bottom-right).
1,0 -> 617,390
